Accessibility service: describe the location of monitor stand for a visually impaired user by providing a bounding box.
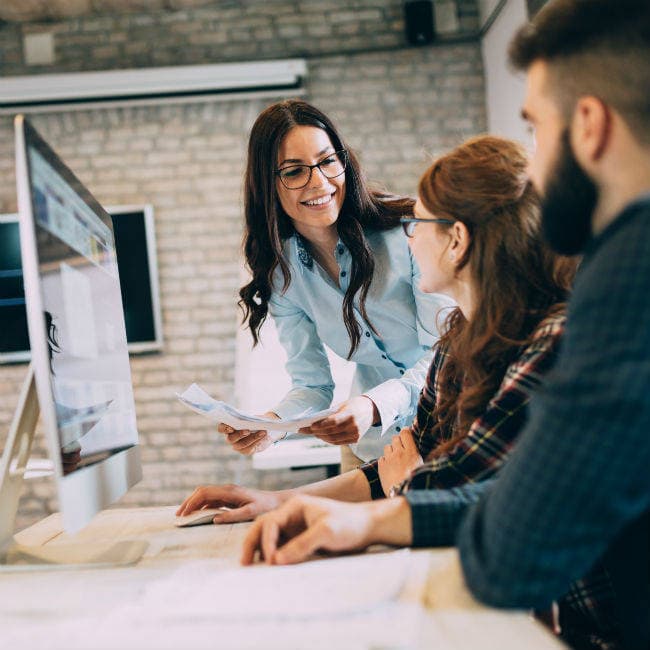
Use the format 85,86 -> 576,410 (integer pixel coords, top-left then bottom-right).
0,364 -> 148,571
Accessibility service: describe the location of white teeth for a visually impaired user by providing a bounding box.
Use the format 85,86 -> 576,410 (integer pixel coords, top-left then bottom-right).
304,195 -> 332,206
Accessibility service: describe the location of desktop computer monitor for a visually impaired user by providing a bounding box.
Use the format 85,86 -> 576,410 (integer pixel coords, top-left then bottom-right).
0,116 -> 144,562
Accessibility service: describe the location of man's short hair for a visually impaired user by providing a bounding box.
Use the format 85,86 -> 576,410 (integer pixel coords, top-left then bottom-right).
509,0 -> 650,143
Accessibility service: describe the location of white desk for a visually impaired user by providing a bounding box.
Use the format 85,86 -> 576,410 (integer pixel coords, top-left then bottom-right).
1,507 -> 566,650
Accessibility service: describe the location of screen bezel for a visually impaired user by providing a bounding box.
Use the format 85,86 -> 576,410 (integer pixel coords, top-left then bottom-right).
15,115 -> 142,533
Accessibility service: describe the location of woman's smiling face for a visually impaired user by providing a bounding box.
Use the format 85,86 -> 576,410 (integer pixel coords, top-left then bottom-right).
275,126 -> 346,239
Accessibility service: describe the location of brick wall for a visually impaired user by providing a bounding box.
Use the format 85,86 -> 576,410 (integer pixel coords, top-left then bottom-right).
0,1 -> 486,531
1,0 -> 479,75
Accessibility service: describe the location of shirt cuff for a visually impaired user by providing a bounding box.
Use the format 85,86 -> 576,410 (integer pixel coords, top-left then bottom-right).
406,489 -> 472,547
359,460 -> 385,500
363,379 -> 408,436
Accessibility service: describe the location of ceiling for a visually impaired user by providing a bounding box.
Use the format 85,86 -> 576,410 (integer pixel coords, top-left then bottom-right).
0,0 -> 217,23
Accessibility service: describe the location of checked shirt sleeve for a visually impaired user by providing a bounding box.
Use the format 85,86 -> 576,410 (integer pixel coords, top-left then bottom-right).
359,313 -> 564,499
406,480 -> 495,547
407,312 -> 566,491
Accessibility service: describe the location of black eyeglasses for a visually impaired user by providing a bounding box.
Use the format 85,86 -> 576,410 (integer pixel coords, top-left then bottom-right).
275,150 -> 347,190
400,217 -> 455,237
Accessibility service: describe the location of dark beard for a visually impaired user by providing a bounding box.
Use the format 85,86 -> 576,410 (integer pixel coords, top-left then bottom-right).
541,130 -> 598,255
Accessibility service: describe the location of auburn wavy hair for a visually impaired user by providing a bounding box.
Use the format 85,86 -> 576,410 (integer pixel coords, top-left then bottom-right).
420,136 -> 577,458
238,99 -> 413,358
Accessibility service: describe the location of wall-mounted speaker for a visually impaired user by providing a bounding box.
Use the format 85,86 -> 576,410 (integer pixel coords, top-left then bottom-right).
404,0 -> 435,46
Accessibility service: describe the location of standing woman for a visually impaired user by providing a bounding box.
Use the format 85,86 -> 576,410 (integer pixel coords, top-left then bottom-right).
222,99 -> 449,469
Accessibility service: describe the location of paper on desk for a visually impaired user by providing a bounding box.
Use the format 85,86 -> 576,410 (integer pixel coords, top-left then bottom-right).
132,549 -> 412,620
36,551 -> 425,650
176,383 -> 335,434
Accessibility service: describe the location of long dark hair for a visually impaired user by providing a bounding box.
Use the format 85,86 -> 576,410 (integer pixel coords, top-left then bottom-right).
238,99 -> 413,358
419,136 -> 577,458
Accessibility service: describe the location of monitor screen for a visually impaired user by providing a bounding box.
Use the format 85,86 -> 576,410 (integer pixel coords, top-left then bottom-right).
14,116 -> 142,532
0,205 -> 162,364
0,217 -> 29,359
109,205 -> 162,353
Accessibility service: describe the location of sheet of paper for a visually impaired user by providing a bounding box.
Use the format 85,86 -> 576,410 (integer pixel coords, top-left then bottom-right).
133,549 -> 412,619
0,550 -> 437,650
176,383 -> 335,433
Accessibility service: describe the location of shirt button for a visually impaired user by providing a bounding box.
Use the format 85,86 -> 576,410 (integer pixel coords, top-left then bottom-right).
381,354 -> 387,359
365,331 -> 371,337
395,426 -> 400,432
399,369 -> 405,375
337,246 -> 344,255
341,270 -> 347,277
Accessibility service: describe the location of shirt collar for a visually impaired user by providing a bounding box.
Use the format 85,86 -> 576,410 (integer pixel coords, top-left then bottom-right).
295,233 -> 313,269
294,233 -> 348,269
583,192 -> 650,258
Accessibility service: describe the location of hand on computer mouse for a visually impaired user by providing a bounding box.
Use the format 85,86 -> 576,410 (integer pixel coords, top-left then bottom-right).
176,485 -> 287,523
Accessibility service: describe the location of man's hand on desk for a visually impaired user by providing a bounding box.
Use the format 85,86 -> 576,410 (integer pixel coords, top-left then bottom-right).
176,485 -> 286,523
217,411 -> 280,455
298,396 -> 378,445
240,495 -> 413,566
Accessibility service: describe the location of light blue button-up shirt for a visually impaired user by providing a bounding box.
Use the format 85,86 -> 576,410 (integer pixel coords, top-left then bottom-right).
268,226 -> 453,461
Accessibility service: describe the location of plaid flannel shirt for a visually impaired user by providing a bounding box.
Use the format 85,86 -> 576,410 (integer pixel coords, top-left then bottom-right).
359,309 -> 566,499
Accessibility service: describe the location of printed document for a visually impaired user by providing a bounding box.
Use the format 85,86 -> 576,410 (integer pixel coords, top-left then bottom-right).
177,383 -> 335,435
